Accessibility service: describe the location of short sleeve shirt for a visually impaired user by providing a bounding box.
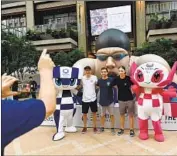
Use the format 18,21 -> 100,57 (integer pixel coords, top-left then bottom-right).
82,75 -> 98,102
114,76 -> 134,101
1,99 -> 46,153
97,77 -> 114,106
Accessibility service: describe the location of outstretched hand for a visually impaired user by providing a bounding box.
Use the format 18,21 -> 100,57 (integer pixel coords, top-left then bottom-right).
1,73 -> 19,98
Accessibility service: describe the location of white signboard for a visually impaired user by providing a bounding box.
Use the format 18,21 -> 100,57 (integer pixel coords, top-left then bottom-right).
107,5 -> 131,33
41,105 -> 177,131
90,5 -> 131,36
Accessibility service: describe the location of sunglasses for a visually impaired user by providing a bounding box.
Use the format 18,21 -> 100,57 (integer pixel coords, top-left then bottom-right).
96,53 -> 128,61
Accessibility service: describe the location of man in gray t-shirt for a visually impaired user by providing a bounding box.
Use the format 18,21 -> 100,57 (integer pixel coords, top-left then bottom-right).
97,67 -> 115,134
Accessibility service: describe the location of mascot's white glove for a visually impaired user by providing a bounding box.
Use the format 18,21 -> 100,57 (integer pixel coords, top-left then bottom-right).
114,103 -> 119,108
97,103 -> 100,107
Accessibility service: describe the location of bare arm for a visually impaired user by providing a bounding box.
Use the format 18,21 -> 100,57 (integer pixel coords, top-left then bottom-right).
76,85 -> 82,90
38,49 -> 56,118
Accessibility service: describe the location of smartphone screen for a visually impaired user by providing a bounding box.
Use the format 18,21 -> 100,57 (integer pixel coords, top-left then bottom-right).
17,82 -> 23,92
13,81 -> 30,92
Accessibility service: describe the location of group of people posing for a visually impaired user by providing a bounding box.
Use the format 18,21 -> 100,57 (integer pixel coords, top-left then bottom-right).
80,65 -> 135,137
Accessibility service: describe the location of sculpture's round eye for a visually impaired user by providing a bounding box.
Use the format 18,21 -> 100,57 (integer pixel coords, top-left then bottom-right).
70,78 -> 76,86
135,70 -> 144,82
151,70 -> 163,83
55,78 -> 62,86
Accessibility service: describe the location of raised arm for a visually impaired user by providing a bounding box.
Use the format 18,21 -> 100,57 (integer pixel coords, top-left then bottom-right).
38,49 -> 56,118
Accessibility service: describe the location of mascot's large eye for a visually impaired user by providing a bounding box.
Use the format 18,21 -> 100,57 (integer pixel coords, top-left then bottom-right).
70,78 -> 76,86
135,70 -> 144,82
151,70 -> 163,83
55,78 -> 62,86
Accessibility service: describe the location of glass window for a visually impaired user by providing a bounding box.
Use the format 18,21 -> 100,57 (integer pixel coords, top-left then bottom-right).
20,17 -> 26,27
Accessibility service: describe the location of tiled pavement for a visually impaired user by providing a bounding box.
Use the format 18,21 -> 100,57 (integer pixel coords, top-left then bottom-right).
5,127 -> 177,155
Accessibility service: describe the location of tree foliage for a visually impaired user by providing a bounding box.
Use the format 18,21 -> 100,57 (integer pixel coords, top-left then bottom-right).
134,38 -> 177,67
1,31 -> 40,79
2,31 -> 85,80
50,49 -> 85,66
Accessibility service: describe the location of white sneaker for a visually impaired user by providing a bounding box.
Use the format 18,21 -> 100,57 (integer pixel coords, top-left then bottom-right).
65,126 -> 77,133
53,132 -> 65,141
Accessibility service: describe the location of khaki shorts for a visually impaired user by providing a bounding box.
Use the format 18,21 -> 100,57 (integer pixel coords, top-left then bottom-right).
100,103 -> 114,116
119,100 -> 135,115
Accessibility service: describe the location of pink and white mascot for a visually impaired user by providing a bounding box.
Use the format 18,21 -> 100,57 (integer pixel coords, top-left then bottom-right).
130,54 -> 177,142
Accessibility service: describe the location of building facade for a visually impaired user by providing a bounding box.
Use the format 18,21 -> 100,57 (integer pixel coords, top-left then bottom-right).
1,1 -> 177,54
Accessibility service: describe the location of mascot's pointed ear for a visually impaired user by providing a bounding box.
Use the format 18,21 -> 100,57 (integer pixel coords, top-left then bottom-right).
158,61 -> 177,87
130,62 -> 139,86
168,61 -> 177,82
130,62 -> 138,77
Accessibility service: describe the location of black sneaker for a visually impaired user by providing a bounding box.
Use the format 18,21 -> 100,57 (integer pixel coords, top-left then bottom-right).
117,129 -> 124,136
111,128 -> 115,135
130,129 -> 135,137
99,127 -> 104,132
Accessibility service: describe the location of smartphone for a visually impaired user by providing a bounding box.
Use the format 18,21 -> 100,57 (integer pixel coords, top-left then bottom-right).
17,81 -> 30,92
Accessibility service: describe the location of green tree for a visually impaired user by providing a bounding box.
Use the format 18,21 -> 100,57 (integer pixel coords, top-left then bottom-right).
51,49 -> 85,67
134,38 -> 177,67
1,31 -> 40,80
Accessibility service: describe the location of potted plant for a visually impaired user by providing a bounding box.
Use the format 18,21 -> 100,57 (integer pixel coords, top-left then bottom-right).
26,30 -> 41,41
26,29 -> 33,40
46,28 -> 52,34
170,11 -> 177,28
160,16 -> 172,29
155,19 -> 162,29
51,30 -> 60,39
34,31 -> 42,40
68,28 -> 78,41
148,13 -> 158,30
40,28 -> 54,40
59,28 -> 67,38
170,11 -> 177,21
148,13 -> 163,30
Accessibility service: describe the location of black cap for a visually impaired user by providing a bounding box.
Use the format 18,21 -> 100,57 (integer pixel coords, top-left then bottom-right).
95,29 -> 130,52
84,66 -> 91,70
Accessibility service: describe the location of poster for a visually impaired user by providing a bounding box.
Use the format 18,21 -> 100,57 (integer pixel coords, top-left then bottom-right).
90,5 -> 131,36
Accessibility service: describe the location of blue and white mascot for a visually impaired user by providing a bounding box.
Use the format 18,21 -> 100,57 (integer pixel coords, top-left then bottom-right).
52,66 -> 82,141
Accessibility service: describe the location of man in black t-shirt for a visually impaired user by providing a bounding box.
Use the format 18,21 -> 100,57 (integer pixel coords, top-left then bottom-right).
114,66 -> 135,137
29,77 -> 37,99
97,67 -> 115,134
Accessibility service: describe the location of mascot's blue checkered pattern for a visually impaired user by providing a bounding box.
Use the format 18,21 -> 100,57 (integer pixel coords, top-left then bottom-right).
53,66 -> 82,141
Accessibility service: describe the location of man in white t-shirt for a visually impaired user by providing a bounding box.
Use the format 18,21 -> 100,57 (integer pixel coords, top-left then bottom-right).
81,66 -> 98,134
